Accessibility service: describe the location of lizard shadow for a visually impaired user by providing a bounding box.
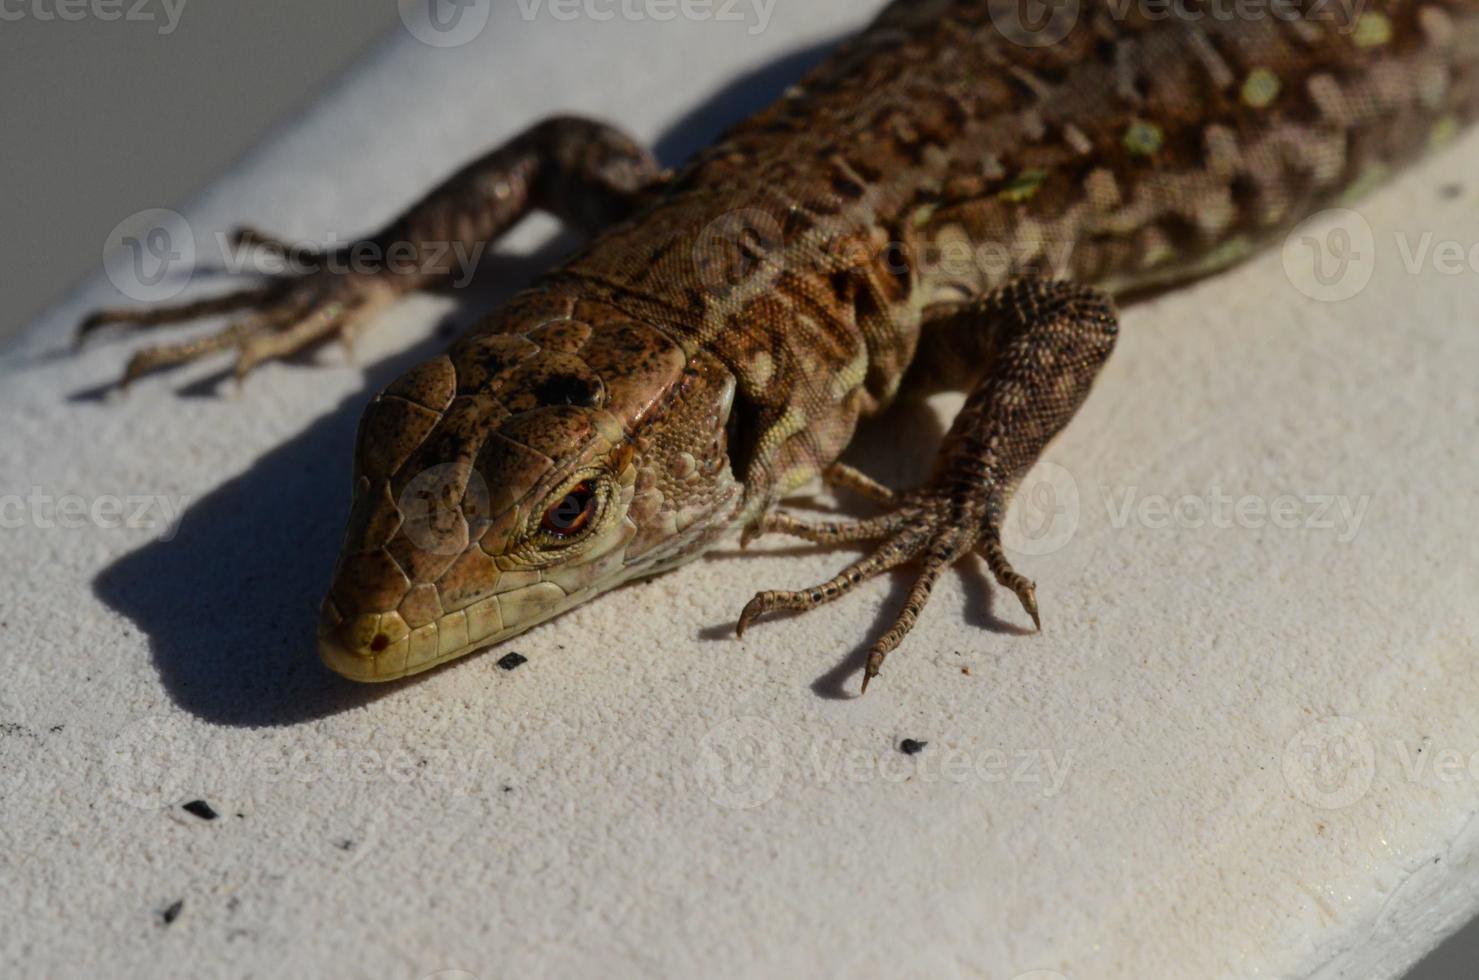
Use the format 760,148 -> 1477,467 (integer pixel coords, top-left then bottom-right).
87,244 -> 575,727
84,34 -> 851,726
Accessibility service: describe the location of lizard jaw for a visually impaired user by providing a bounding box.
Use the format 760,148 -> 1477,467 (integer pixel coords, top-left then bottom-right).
318,483 -> 743,682
318,577 -> 594,682
318,513 -> 649,681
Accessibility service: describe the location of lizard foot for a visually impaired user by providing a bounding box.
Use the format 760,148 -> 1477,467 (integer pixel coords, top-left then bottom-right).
736,473 -> 1039,694
78,261 -> 400,389
76,116 -> 669,391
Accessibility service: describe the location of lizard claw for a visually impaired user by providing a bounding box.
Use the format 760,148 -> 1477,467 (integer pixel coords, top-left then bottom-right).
979,535 -> 1041,631
737,467 -> 1039,691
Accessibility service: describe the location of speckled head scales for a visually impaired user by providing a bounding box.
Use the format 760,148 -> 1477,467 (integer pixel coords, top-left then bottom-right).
317,292 -> 740,680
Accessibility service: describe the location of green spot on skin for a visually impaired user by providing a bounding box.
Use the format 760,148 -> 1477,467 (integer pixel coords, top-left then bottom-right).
1430,116 -> 1460,149
1241,68 -> 1281,109
997,168 -> 1048,202
1352,12 -> 1392,48
1123,120 -> 1164,157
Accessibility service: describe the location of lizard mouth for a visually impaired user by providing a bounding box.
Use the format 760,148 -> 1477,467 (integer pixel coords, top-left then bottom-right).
317,578 -> 581,682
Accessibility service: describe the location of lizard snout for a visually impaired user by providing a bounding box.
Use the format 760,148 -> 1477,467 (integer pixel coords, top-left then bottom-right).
318,600 -> 414,682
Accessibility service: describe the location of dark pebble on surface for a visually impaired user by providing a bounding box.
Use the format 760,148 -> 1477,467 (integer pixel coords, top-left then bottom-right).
182,800 -> 218,821
496,652 -> 528,671
159,900 -> 184,926
899,739 -> 928,755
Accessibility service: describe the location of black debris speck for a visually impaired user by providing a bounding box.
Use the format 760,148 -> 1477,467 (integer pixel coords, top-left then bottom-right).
496,652 -> 528,671
501,784 -> 514,794
0,722 -> 31,738
334,838 -> 355,851
49,724 -> 64,733
899,739 -> 928,756
182,800 -> 218,821
159,899 -> 184,926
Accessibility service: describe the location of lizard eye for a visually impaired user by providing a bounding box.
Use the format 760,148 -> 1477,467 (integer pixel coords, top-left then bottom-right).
539,481 -> 598,539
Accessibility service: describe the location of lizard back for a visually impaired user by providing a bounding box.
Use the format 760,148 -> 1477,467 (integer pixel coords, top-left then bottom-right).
531,0 -> 1479,501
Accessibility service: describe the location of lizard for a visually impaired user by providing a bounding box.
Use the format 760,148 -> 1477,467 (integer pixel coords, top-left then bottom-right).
77,0 -> 1479,689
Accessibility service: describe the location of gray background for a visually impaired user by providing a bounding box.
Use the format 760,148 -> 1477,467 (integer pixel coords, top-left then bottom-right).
0,2 -> 398,339
0,3 -> 1472,976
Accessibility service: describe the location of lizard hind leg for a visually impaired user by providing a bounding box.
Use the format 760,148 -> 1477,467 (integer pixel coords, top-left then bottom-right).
736,279 -> 1118,694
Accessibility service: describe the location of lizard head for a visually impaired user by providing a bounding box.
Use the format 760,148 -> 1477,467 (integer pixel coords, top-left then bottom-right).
317,294 -> 743,681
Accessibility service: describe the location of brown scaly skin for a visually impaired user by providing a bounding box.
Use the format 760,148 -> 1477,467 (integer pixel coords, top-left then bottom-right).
80,1 -> 1479,688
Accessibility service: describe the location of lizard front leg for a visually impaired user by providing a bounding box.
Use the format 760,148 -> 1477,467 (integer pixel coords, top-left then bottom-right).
78,115 -> 668,386
737,279 -> 1119,693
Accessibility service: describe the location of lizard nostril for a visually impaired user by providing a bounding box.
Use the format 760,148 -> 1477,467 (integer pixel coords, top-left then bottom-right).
369,633 -> 390,653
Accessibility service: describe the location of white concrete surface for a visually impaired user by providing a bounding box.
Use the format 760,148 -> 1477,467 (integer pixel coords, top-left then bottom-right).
2,3 -> 1478,977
